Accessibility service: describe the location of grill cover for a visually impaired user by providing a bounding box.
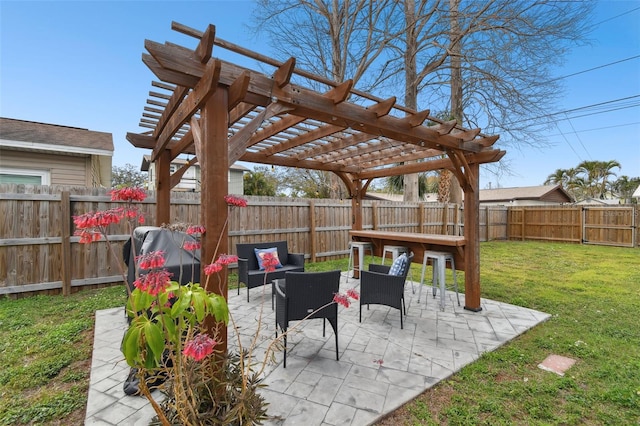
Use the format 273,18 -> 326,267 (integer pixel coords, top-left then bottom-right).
123,226 -> 201,292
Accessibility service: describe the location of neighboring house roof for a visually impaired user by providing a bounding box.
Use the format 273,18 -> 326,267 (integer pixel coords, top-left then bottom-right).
365,192 -> 438,202
140,155 -> 251,172
0,117 -> 113,155
479,184 -> 573,203
633,184 -> 640,198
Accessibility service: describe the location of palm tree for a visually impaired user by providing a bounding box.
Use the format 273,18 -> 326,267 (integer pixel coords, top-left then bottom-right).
544,168 -> 568,186
545,168 -> 581,199
612,175 -> 640,203
384,172 -> 436,199
563,168 -> 582,199
577,160 -> 621,199
597,160 -> 622,199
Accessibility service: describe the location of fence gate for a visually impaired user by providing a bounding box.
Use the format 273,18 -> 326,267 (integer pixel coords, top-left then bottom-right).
582,206 -> 636,247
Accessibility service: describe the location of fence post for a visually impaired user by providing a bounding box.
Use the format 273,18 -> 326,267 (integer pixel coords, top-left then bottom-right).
369,201 -> 377,230
580,206 -> 585,243
631,204 -> 640,247
309,200 -> 316,262
485,206 -> 490,241
61,191 -> 72,296
441,203 -> 448,235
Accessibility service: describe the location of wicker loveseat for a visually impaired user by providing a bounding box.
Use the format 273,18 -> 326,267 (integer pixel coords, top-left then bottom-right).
236,241 -> 305,302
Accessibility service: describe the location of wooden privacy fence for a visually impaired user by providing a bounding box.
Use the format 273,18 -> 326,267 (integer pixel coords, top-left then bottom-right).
1,184 -> 637,297
508,205 -> 640,247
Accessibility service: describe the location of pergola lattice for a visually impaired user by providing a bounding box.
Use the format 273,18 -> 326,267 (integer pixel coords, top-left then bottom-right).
126,22 -> 506,345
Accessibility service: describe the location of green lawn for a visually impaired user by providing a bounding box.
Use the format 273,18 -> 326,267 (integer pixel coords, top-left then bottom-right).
1,241 -> 638,425
378,241 -> 640,425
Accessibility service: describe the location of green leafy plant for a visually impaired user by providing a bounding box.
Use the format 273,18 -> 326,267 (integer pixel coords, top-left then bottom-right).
74,188 -> 358,425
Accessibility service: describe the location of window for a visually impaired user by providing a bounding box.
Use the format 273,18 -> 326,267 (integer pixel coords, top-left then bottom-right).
0,167 -> 50,185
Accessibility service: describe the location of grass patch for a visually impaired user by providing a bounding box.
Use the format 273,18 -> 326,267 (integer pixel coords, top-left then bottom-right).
377,241 -> 640,425
0,286 -> 127,425
1,241 -> 639,424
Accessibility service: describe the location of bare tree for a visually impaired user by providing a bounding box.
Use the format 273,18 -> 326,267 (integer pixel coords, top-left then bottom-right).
277,166 -> 349,198
252,0 -> 595,200
251,0 -> 399,92
111,164 -> 147,188
390,0 -> 594,201
252,0 -> 401,199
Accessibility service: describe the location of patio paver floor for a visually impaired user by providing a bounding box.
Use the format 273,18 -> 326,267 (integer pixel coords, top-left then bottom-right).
85,274 -> 550,425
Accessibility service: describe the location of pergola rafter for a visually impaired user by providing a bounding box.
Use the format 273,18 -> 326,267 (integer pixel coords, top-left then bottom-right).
126,22 -> 506,346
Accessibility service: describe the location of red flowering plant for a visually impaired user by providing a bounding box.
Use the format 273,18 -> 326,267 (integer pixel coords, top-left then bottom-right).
74,188 -> 235,424
75,188 -> 358,425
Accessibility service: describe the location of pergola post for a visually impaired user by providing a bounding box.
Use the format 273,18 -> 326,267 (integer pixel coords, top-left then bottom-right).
351,179 -> 364,231
200,86 -> 229,350
463,162 -> 482,311
350,178 -> 364,277
155,149 -> 172,225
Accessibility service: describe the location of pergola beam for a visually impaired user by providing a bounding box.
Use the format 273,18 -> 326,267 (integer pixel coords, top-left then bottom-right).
354,149 -> 505,180
297,130 -> 373,159
140,39 -> 490,154
228,102 -> 294,163
152,86 -> 190,139
150,59 -> 221,162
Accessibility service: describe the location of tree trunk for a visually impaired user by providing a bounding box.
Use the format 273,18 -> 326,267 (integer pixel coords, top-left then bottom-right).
403,0 -> 419,202
448,0 -> 463,205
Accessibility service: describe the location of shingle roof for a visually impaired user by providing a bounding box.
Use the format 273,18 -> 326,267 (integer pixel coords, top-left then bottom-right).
479,184 -> 572,202
0,117 -> 113,152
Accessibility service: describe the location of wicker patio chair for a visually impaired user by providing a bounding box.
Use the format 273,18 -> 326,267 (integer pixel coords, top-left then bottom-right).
274,270 -> 341,368
359,252 -> 414,329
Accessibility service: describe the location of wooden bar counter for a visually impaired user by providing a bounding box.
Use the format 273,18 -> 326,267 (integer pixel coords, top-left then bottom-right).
349,230 -> 465,274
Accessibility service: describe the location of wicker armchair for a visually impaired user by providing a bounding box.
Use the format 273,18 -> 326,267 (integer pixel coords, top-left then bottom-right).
274,270 -> 341,368
359,252 -> 414,329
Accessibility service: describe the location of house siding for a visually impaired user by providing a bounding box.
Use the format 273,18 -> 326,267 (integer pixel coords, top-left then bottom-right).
0,150 -> 88,186
144,158 -> 246,194
229,170 -> 243,195
541,192 -> 571,203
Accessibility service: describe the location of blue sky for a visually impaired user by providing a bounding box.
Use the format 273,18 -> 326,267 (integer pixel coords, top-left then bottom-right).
1,0 -> 639,189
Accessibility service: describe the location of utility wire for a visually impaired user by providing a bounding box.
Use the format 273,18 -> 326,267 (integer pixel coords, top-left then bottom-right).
593,6 -> 640,26
545,121 -> 640,137
511,95 -> 640,125
545,55 -> 640,83
556,122 -> 584,162
565,116 -> 592,160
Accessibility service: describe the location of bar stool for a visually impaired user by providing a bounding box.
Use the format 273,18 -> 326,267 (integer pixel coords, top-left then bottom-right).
380,245 -> 409,264
418,250 -> 460,311
381,245 -> 415,293
346,241 -> 373,281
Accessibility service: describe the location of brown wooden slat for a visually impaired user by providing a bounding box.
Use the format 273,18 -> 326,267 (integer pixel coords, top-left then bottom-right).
195,24 -> 215,63
143,53 -> 200,87
151,60 -> 221,161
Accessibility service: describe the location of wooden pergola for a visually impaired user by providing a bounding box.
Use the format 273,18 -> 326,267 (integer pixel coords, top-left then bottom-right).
126,22 -> 505,344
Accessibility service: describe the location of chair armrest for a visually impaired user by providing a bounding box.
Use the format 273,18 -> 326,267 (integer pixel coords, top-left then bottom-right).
288,253 -> 305,267
274,279 -> 286,298
275,279 -> 287,330
369,264 -> 390,274
237,258 -> 249,283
